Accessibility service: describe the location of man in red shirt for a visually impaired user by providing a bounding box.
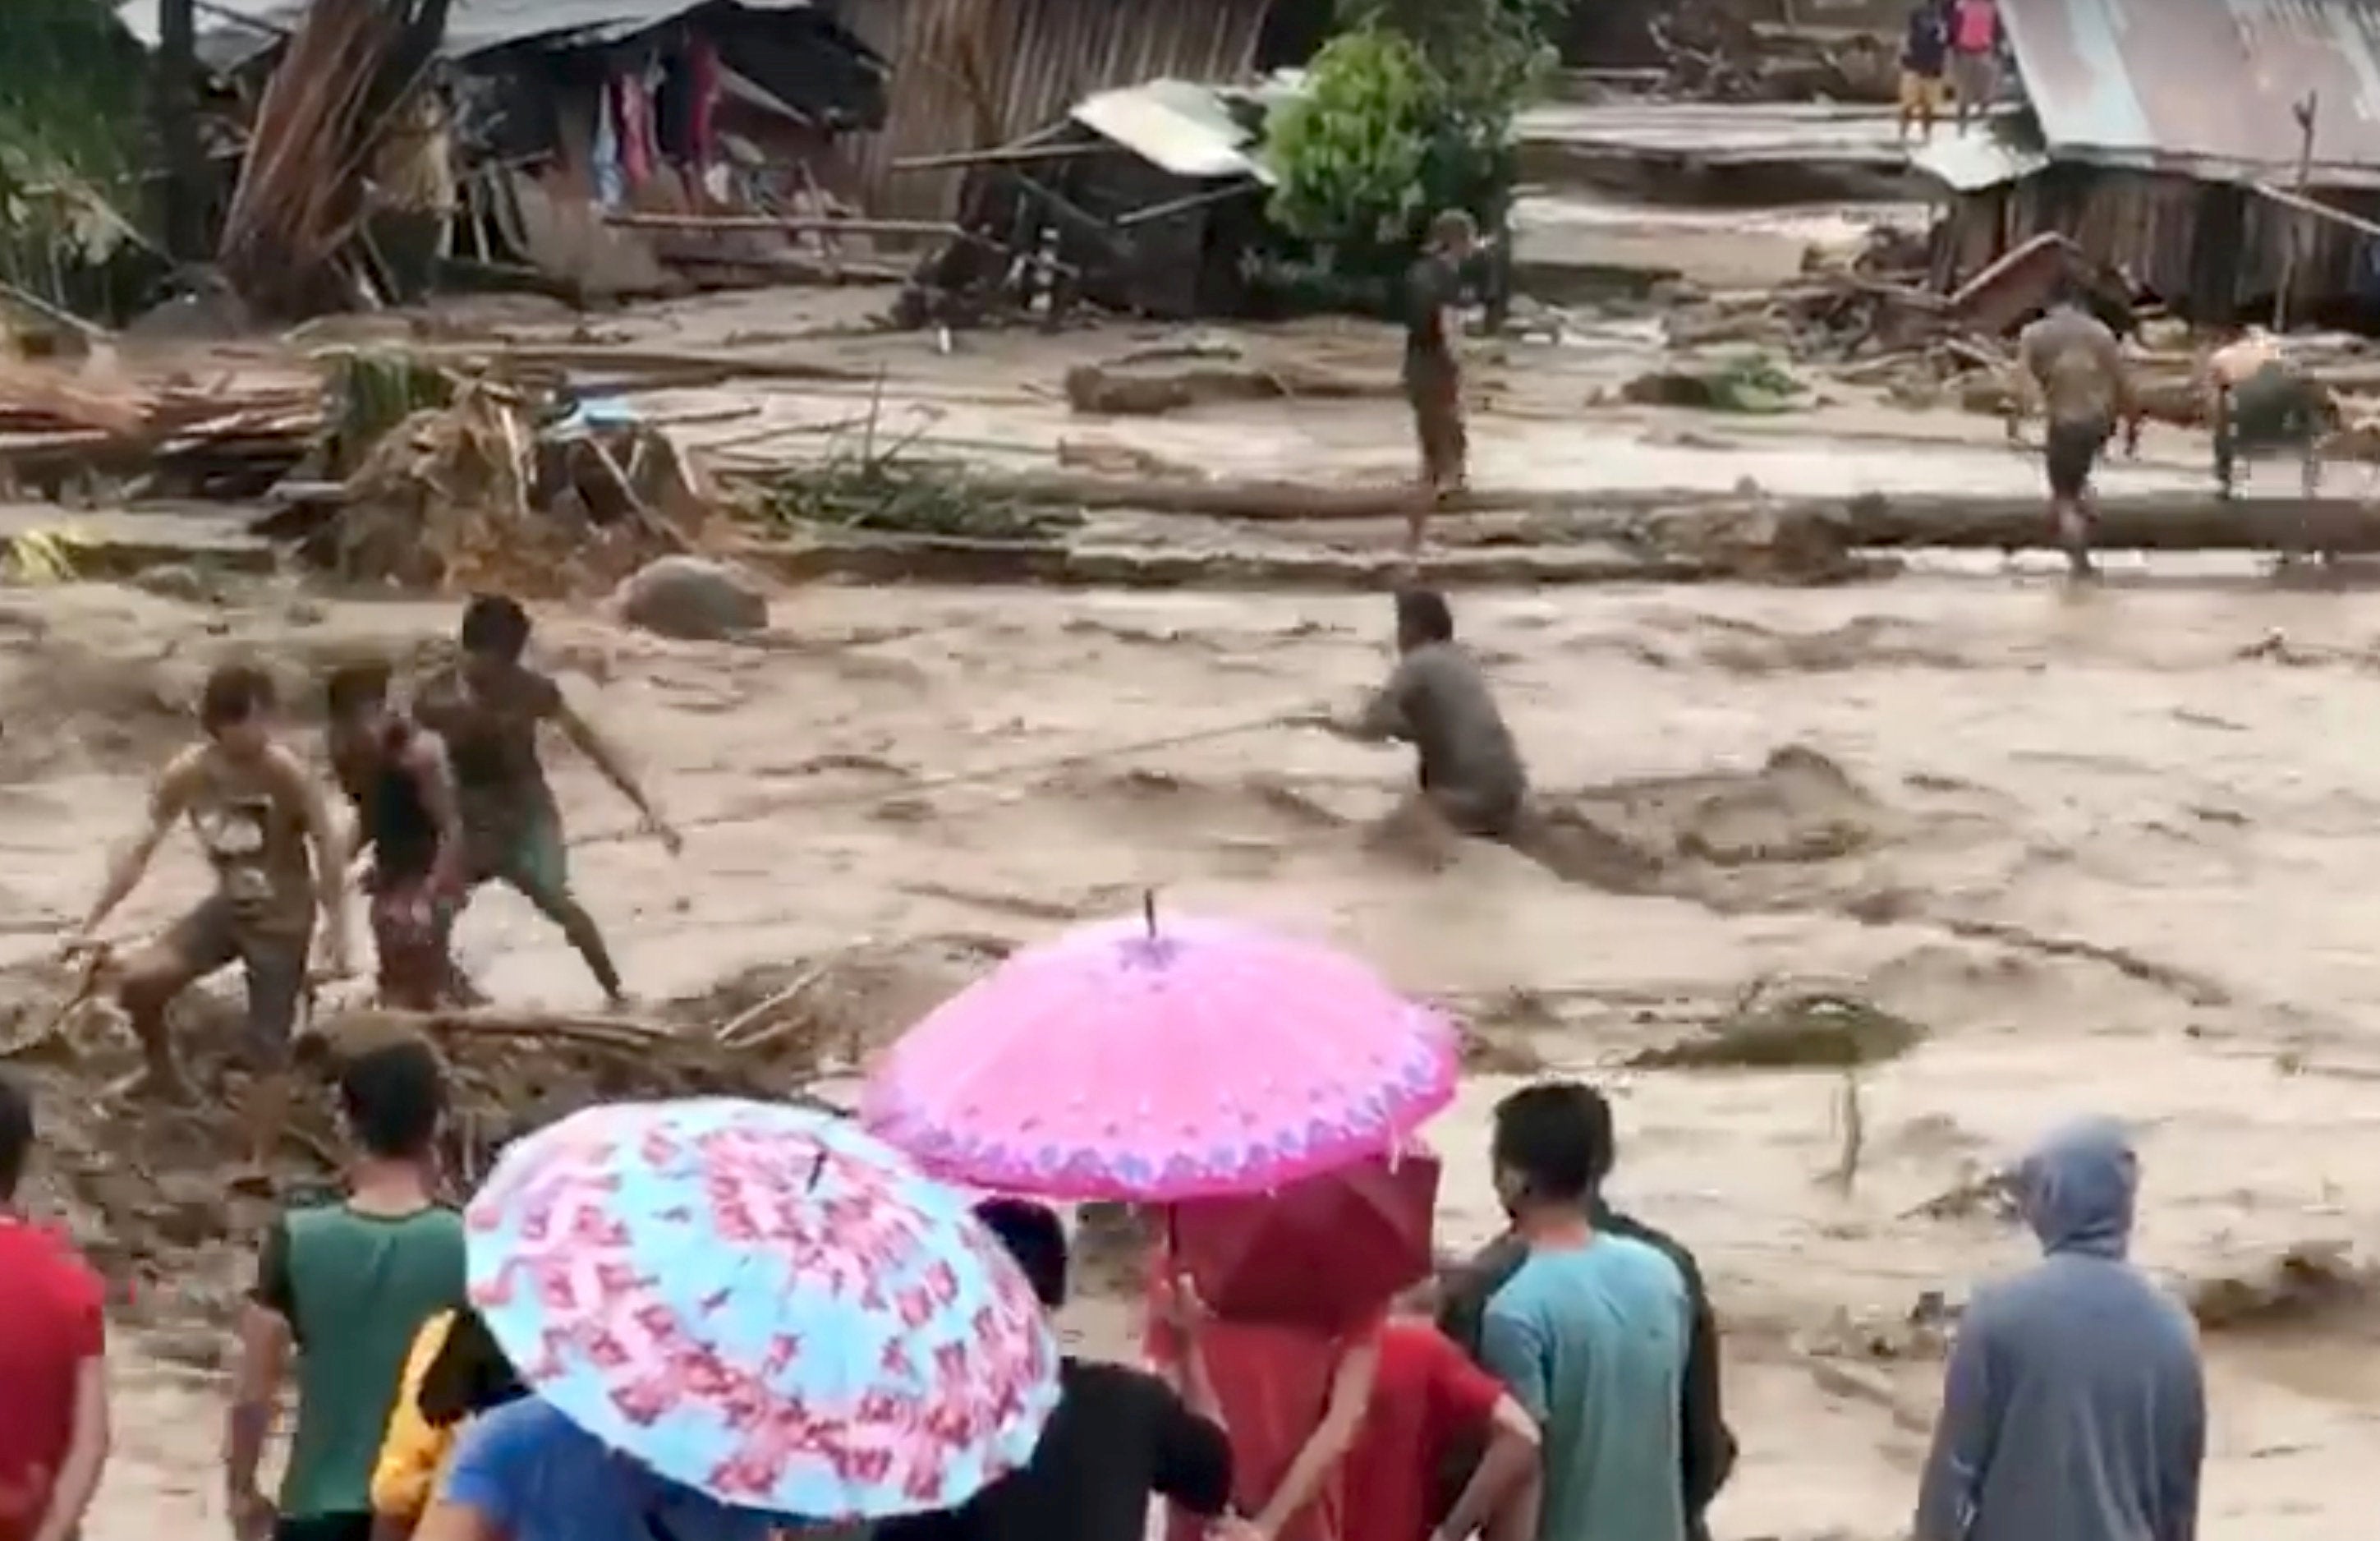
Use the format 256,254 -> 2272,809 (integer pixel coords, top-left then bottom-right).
0,1074 -> 110,1541
1344,1290 -> 1539,1541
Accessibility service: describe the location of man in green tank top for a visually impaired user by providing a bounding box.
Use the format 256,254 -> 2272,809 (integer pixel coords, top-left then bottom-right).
226,1037 -> 465,1541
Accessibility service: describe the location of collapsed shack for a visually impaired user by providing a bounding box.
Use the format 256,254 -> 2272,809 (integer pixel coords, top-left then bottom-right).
113,0 -> 892,313
453,0 -> 890,298
1912,0 -> 2380,331
899,76 -> 1283,326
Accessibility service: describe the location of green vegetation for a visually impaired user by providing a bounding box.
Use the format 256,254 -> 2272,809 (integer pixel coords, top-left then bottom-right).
0,0 -> 151,315
761,453 -> 1083,542
1261,0 -> 1560,273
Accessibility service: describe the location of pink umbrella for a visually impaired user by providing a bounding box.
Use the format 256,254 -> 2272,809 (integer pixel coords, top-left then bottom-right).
861,905 -> 1461,1201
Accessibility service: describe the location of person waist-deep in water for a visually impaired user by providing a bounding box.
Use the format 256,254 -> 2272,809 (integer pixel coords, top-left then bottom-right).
1473,1083 -> 1693,1541
1438,1083 -> 1734,1541
227,1037 -> 467,1541
1320,588 -> 1528,843
325,662 -> 472,1011
1914,1117 -> 2203,1541
408,596 -> 680,1009
878,1199 -> 1235,1541
69,662 -> 351,1181
0,1074 -> 111,1541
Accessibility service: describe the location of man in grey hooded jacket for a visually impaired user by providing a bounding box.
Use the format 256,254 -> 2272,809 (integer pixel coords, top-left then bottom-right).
1915,1117 -> 2205,1541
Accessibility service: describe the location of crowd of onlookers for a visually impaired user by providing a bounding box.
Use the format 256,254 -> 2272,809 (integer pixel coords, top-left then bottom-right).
0,1047 -> 2205,1541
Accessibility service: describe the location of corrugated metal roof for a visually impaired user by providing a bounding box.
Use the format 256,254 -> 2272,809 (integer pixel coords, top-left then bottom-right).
1069,77 -> 1272,182
1908,126 -> 2051,191
117,0 -> 815,66
2003,0 -> 2380,188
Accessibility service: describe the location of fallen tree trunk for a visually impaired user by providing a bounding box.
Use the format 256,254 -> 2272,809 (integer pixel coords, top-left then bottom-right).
1829,490 -> 2380,551
801,469 -> 2380,552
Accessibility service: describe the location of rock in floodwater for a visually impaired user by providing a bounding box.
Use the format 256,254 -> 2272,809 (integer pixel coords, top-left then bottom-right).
613,554 -> 768,641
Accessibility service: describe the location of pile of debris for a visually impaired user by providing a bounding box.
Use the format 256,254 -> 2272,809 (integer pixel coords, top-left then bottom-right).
2,932 -> 1009,1322
305,363 -> 719,596
0,356 -> 319,498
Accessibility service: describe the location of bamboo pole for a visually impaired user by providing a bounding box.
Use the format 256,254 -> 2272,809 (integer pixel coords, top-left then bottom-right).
2274,90 -> 2319,333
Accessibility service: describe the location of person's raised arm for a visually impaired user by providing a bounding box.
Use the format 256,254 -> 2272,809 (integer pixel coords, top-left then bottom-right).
1250,1334 -> 1380,1541
227,1218 -> 297,1541
29,1339 -> 109,1541
554,699 -> 680,854
73,748 -> 200,944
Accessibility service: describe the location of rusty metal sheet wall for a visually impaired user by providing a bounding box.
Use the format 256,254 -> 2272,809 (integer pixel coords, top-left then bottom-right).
832,0 -> 1275,219
2002,0 -> 2380,187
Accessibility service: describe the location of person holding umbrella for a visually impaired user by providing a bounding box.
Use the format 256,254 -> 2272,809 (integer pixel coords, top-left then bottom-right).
861,904 -> 1465,1541
425,1100 -> 1064,1541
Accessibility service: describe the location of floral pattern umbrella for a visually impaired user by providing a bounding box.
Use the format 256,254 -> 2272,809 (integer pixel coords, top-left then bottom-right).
465,1098 -> 1061,1520
862,908 -> 1461,1200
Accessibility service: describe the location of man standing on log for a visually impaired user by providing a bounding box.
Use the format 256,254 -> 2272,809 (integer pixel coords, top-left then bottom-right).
2011,282 -> 2139,580
411,596 -> 679,1010
1404,210 -> 1479,550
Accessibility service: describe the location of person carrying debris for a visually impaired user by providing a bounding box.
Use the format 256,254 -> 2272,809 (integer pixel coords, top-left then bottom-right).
2010,280 -> 2140,580
324,663 -> 472,1012
1314,587 -> 1528,842
2205,324 -> 2327,504
1898,0 -> 1952,143
67,663 -> 351,1175
411,596 -> 680,1010
1404,210 -> 1480,548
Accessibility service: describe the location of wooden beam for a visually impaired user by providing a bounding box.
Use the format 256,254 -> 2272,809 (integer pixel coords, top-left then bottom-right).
604,213 -> 963,238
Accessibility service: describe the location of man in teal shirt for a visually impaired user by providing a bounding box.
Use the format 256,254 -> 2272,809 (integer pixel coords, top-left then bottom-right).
1479,1083 -> 1690,1541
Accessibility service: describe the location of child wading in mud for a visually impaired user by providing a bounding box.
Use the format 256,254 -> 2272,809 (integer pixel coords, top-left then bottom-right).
68,663 -> 351,1182
410,596 -> 680,1009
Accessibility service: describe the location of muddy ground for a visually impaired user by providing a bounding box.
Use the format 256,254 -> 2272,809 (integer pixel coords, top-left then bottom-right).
5,568 -> 2378,1539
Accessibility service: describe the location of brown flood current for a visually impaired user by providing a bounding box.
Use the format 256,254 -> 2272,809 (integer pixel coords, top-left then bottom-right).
5,573 -> 2380,1539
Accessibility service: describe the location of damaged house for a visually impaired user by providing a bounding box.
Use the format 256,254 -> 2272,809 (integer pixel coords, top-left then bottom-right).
115,0 -> 891,297
1914,0 -> 2380,328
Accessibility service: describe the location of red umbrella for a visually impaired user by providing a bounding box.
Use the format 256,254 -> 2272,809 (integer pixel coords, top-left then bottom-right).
1167,1149 -> 1440,1334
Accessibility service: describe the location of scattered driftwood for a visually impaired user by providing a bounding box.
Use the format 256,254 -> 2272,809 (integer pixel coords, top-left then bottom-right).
383,344 -> 875,384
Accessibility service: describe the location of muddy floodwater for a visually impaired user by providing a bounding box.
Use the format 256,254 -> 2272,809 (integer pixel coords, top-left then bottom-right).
1,568 -> 2374,1540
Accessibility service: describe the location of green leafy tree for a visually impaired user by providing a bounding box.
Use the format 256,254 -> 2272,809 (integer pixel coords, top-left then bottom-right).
1262,28 -> 1435,254
0,0 -> 149,306
1262,0 -> 1559,277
